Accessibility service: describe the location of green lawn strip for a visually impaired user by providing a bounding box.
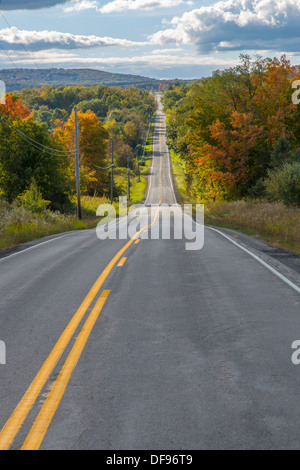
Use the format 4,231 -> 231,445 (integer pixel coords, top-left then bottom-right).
169,150 -> 191,204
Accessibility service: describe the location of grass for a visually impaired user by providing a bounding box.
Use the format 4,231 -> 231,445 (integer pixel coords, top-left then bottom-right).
169,150 -> 190,203
169,150 -> 300,254
0,119 -> 153,252
143,120 -> 154,168
0,173 -> 148,252
205,200 -> 300,254
0,200 -> 87,251
114,170 -> 147,205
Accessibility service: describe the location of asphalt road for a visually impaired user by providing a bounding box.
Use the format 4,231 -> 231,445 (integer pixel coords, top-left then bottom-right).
0,97 -> 300,450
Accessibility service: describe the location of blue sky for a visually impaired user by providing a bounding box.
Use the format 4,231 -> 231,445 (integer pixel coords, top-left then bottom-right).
0,0 -> 299,79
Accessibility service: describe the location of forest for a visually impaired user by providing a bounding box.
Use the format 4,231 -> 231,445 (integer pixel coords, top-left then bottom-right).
162,55 -> 300,252
0,84 -> 156,205
0,68 -> 186,92
0,84 -> 156,249
162,55 -> 300,207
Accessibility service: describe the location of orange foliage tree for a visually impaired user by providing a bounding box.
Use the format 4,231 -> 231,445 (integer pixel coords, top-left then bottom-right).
189,112 -> 264,199
0,93 -> 30,120
252,55 -> 297,147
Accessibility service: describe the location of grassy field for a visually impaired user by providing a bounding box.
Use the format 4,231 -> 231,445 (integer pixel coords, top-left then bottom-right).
0,171 -> 148,252
114,169 -> 147,205
0,114 -> 156,252
169,150 -> 300,254
205,200 -> 300,254
0,199 -> 86,251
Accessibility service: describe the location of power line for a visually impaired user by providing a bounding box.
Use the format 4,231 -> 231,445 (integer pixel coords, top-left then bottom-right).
84,157 -> 115,171
0,114 -> 75,157
0,41 -> 20,69
1,113 -> 116,167
0,13 -> 40,70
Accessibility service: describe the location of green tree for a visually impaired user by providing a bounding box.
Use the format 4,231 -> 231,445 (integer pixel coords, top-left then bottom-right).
0,117 -> 70,206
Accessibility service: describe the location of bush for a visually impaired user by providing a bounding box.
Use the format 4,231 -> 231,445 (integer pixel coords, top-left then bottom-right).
264,162 -> 300,206
247,178 -> 266,199
18,179 -> 50,213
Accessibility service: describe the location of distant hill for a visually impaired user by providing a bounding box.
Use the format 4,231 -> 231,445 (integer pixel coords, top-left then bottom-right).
0,68 -> 188,92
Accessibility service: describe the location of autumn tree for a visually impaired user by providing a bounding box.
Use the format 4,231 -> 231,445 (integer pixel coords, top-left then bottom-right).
53,110 -> 109,196
189,112 -> 264,199
163,55 -> 300,202
0,117 -> 70,205
0,93 -> 30,120
252,55 -> 297,147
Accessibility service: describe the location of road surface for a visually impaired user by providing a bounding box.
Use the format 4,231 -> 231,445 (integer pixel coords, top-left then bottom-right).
0,97 -> 300,450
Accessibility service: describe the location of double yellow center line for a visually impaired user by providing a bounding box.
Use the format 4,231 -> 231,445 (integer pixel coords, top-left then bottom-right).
0,202 -> 161,451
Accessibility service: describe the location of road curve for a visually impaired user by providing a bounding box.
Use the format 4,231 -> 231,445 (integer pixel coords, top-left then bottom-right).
0,96 -> 300,450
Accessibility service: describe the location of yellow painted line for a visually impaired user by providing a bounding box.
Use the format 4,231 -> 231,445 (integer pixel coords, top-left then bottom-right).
21,290 -> 111,451
0,202 -> 161,451
0,286 -> 99,450
117,257 -> 127,267
134,239 -> 140,245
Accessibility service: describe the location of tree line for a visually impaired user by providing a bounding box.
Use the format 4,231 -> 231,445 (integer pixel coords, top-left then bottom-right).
162,55 -> 300,206
0,85 -> 156,210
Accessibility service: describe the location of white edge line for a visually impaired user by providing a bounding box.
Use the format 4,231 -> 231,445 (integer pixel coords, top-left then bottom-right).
200,221 -> 300,295
0,233 -> 72,264
158,97 -> 300,295
173,206 -> 300,295
159,97 -> 300,294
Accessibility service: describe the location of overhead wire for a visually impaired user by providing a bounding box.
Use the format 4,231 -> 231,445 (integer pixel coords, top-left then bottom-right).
0,12 -> 41,70
0,41 -> 20,69
0,114 -> 75,157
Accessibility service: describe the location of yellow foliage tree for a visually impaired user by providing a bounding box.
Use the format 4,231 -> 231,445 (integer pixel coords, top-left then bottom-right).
53,109 -> 109,196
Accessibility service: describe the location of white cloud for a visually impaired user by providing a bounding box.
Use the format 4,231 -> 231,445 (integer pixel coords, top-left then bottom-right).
149,0 -> 300,53
100,0 -> 186,14
0,47 -> 241,68
151,47 -> 183,54
0,27 -> 145,49
64,0 -> 99,12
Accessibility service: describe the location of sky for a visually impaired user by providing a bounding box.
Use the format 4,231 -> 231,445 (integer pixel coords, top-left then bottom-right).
0,0 -> 299,79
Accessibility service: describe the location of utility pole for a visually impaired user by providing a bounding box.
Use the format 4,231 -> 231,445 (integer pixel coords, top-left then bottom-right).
74,107 -> 82,220
137,157 -> 140,183
136,147 -> 141,183
127,155 -> 131,201
111,138 -> 114,205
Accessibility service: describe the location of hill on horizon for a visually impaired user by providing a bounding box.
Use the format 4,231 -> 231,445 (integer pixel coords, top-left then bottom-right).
0,68 -> 189,92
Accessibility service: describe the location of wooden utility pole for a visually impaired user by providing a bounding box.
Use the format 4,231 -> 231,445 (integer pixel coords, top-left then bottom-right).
111,138 -> 114,205
127,155 -> 131,201
74,107 -> 82,220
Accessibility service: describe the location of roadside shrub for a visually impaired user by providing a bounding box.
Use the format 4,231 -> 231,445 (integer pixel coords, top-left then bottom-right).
17,179 -> 50,213
264,162 -> 300,207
